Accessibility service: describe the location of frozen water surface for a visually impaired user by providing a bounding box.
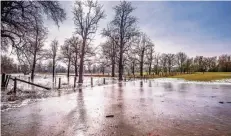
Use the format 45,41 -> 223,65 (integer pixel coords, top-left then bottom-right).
1,77 -> 231,136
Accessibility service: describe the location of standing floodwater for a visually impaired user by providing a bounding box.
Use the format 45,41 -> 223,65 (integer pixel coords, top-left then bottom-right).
1,79 -> 231,136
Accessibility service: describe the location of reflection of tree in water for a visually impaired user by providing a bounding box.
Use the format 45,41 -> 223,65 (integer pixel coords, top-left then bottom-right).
58,89 -> 61,97
140,81 -> 143,87
118,82 -> 124,107
148,80 -> 153,96
77,88 -> 87,131
179,83 -> 188,93
110,84 -> 115,99
149,80 -> 152,87
52,88 -> 88,135
140,81 -> 144,95
163,82 -> 174,91
195,84 -> 205,90
67,77 -> 70,85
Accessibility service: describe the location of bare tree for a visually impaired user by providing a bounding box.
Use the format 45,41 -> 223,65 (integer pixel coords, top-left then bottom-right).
160,53 -> 168,73
166,53 -> 175,73
73,0 -> 105,83
100,40 -> 118,77
20,64 -> 30,75
127,51 -> 137,76
132,33 -> 152,76
176,52 -> 187,73
154,53 -> 161,75
1,1 -> 66,51
146,42 -> 155,75
60,39 -> 72,78
194,56 -> 206,73
46,39 -> 59,82
103,1 -> 138,80
185,57 -> 193,73
15,15 -> 47,82
86,59 -> 94,74
205,56 -> 217,72
68,36 -> 81,77
218,54 -> 231,72
98,56 -> 109,75
1,55 -> 18,73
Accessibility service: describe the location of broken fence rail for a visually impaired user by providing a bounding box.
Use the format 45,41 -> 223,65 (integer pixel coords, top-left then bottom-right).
9,77 -> 51,90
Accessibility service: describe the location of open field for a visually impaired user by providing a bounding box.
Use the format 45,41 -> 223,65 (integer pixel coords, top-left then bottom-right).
125,72 -> 231,81
171,72 -> 231,81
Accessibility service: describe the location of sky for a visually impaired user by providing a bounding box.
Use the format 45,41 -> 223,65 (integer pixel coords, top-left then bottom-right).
44,1 -> 231,57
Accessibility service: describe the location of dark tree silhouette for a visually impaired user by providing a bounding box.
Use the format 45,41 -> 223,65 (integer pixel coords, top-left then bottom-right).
1,1 -> 66,51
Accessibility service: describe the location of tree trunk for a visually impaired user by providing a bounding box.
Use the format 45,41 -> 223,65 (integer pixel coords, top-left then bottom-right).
118,45 -> 123,81
111,57 -> 115,77
52,57 -> 55,82
156,61 -> 159,75
111,42 -> 116,77
67,58 -> 70,78
140,50 -> 144,77
102,67 -> 105,75
132,61 -> 135,76
31,51 -> 37,82
74,51 -> 78,77
140,61 -> 143,77
31,18 -> 39,83
75,64 -> 78,77
78,39 -> 86,83
148,63 -> 151,75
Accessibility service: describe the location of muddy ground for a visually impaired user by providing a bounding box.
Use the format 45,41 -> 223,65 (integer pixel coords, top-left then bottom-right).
1,80 -> 231,136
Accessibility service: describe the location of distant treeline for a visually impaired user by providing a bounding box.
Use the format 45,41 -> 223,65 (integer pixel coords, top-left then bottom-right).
1,53 -> 231,75
1,55 -> 66,74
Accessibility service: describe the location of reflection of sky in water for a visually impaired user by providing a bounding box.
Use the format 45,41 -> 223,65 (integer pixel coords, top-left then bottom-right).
2,79 -> 231,136
2,75 -> 231,112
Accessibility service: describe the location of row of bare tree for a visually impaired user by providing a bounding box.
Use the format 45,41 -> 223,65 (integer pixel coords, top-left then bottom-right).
2,52 -> 231,76
1,1 -> 231,83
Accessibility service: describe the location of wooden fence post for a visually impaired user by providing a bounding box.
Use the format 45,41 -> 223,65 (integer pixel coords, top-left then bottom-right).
1,73 -> 6,87
91,77 -> 93,86
14,77 -> 17,94
58,78 -> 61,89
74,76 -> 76,88
103,78 -> 106,84
5,75 -> 11,88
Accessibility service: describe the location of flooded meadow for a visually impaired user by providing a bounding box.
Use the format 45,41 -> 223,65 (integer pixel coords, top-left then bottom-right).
1,76 -> 231,136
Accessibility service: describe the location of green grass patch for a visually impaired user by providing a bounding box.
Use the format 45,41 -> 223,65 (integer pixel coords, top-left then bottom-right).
171,72 -> 231,81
